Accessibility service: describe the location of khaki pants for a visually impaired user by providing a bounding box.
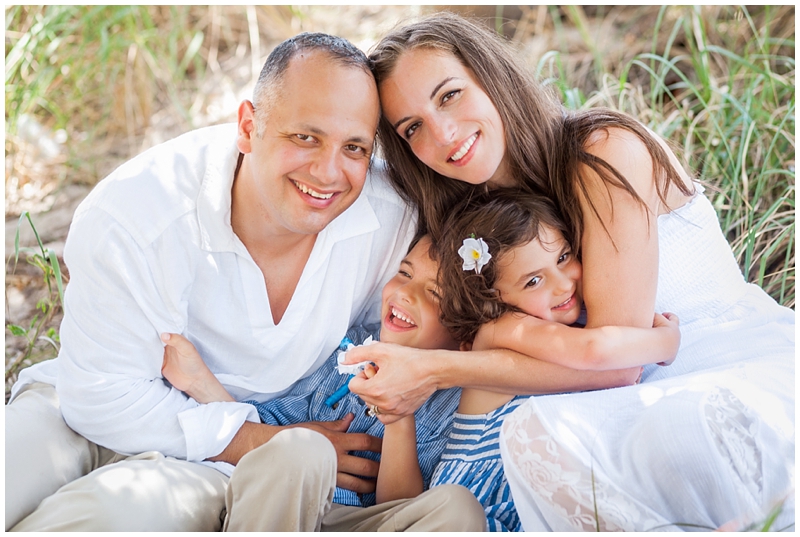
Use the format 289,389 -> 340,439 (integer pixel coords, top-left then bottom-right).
225,428 -> 487,532
7,383 -> 486,532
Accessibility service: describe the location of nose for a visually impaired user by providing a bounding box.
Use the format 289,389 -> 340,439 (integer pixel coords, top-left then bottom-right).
428,115 -> 457,146
309,146 -> 343,185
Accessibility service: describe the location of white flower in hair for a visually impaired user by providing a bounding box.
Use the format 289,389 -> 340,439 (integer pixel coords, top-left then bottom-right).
459,236 -> 492,274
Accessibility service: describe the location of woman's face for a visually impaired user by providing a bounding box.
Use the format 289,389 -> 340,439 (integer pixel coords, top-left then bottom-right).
379,48 -> 512,188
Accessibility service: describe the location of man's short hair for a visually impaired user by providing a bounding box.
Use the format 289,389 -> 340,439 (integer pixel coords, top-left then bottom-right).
252,33 -> 372,129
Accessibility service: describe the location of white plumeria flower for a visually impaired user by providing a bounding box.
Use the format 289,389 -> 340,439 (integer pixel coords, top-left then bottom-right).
459,237 -> 492,274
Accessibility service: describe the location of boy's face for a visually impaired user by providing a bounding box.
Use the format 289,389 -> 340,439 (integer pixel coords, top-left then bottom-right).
494,225 -> 583,325
380,236 -> 459,350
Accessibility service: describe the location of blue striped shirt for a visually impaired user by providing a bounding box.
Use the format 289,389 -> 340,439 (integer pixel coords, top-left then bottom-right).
246,325 -> 461,508
430,396 -> 529,532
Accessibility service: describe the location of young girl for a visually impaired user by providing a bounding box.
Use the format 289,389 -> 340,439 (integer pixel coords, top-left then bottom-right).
411,189 -> 680,531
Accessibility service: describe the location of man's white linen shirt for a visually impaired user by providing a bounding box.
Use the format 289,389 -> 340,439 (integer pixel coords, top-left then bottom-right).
14,123 -> 415,473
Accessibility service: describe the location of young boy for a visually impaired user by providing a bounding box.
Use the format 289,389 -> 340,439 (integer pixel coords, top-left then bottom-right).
160,235 -> 486,531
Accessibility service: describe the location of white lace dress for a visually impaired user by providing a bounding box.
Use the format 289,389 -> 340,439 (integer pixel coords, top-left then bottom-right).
500,186 -> 795,531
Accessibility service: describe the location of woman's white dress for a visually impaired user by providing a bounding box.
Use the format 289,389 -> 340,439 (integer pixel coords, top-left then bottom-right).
500,186 -> 795,531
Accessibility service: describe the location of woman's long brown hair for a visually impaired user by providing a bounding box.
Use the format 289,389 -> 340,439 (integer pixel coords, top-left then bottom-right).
370,12 -> 694,252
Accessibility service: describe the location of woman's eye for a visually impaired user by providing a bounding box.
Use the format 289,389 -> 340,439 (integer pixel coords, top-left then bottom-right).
404,122 -> 420,139
525,276 -> 541,288
441,89 -> 460,104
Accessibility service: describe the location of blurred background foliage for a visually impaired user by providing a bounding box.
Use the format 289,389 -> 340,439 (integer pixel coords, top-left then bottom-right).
4,5 -> 795,393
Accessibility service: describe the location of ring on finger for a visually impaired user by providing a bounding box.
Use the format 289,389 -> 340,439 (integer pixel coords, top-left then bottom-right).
367,404 -> 381,417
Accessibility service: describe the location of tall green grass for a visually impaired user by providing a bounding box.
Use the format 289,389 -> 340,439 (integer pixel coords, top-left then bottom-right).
533,5 -> 795,307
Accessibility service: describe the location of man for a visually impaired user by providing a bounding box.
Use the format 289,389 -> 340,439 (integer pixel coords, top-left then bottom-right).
5,33 -> 483,532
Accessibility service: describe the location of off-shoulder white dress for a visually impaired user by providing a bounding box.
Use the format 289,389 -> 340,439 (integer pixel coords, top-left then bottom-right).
500,186 -> 795,531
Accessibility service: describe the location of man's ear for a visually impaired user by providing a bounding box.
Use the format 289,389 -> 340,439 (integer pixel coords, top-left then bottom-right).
236,100 -> 256,154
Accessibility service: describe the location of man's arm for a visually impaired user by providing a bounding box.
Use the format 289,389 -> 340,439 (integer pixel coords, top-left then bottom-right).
57,210 -> 256,460
344,342 -> 641,422
475,310 -> 681,370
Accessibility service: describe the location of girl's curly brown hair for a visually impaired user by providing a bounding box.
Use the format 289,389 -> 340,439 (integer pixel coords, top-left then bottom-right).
434,188 -> 571,344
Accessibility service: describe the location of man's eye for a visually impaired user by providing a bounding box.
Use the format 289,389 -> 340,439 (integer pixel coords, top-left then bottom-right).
345,144 -> 366,154
295,134 -> 314,142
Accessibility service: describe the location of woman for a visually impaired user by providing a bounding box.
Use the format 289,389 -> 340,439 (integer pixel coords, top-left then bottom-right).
343,12 -> 796,531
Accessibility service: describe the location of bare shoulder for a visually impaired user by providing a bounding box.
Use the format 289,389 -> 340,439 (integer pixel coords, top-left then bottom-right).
582,127 -> 693,213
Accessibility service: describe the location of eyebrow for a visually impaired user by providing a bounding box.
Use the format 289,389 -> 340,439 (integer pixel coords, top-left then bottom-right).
297,124 -> 372,146
391,76 -> 459,132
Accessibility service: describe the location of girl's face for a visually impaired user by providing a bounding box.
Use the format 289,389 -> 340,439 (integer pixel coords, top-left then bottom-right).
494,225 -> 583,325
380,236 -> 459,350
380,48 -> 513,188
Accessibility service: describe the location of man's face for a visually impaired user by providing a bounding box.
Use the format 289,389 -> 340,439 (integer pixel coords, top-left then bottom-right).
235,51 -> 380,237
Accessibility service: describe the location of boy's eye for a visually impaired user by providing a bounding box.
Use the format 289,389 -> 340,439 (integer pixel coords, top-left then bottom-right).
525,276 -> 541,288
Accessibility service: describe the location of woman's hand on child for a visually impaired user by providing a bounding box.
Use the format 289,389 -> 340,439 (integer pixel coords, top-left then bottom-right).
344,342 -> 436,423
653,312 -> 680,366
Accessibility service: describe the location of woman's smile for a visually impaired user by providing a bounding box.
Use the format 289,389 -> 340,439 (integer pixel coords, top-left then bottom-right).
380,48 -> 510,187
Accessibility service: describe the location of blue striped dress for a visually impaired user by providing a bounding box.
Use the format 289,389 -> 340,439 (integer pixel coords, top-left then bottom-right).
430,396 -> 529,532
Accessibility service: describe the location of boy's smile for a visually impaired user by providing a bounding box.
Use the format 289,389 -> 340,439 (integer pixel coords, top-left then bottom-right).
380,236 -> 459,351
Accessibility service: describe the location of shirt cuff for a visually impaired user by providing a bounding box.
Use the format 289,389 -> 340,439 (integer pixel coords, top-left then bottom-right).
177,401 -> 260,462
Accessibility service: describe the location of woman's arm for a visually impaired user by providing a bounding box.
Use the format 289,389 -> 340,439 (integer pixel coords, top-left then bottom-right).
578,128 -> 692,329
344,343 -> 640,421
476,310 -> 680,370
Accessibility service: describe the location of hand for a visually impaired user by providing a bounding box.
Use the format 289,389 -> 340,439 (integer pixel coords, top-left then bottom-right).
343,342 -> 436,424
161,333 -> 233,402
293,413 -> 383,494
653,312 -> 680,366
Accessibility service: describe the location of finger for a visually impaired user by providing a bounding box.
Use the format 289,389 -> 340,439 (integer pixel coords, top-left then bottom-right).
341,344 -> 383,365
312,413 -> 354,433
335,472 -> 377,494
337,453 -> 380,479
363,364 -> 378,379
336,432 -> 382,454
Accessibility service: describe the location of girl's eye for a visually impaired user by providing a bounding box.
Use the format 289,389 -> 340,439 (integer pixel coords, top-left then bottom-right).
398,270 -> 412,279
558,251 -> 571,264
404,122 -> 421,139
525,276 -> 541,288
429,288 -> 442,300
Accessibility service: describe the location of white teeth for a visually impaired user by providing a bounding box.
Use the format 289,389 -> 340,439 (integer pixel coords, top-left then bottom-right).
449,133 -> 478,162
391,307 -> 416,326
293,181 -> 333,200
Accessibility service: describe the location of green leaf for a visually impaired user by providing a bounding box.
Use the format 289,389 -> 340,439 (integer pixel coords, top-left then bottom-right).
7,324 -> 27,337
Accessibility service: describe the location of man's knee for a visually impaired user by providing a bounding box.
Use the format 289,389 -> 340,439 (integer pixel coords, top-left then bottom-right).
236,427 -> 337,478
419,484 -> 487,531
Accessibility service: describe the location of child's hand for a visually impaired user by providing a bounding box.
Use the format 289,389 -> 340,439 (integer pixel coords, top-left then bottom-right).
161,333 -> 234,402
653,312 -> 680,366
